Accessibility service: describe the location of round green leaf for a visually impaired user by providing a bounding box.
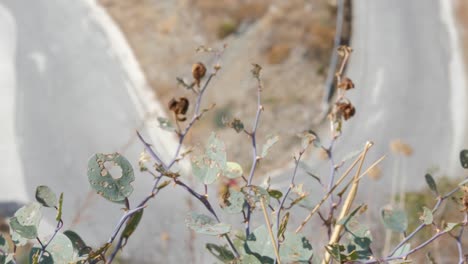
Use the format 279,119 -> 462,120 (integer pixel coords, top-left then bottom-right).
87,153 -> 135,203
185,213 -> 231,236
280,231 -> 313,262
192,156 -> 220,185
9,217 -> 37,240
245,225 -> 313,263
267,189 -> 283,200
381,208 -> 407,233
63,230 -> 87,255
10,202 -> 42,239
421,207 -> 433,225
10,230 -> 28,246
206,243 -> 235,263
424,174 -> 438,195
223,162 -> 243,179
221,189 -> 245,214
192,133 -> 227,185
30,233 -> 74,263
245,225 -> 274,261
392,243 -> 411,257
35,186 -> 57,207
261,135 -> 279,158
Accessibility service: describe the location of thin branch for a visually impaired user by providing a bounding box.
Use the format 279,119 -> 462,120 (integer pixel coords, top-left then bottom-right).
260,198 -> 281,264
295,143 -> 374,233
388,185 -> 461,257
37,219 -> 64,262
104,46 -> 227,264
276,149 -> 306,253
454,213 -> 467,264
245,69 -> 264,236
363,220 -> 468,263
322,141 -> 373,264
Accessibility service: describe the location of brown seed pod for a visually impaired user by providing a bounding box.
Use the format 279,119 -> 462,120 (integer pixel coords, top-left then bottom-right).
168,98 -> 178,112
168,97 -> 190,122
335,101 -> 356,121
192,62 -> 206,87
338,77 -> 355,90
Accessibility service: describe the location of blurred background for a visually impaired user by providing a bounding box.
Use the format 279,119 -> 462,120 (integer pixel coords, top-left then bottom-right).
0,0 -> 467,263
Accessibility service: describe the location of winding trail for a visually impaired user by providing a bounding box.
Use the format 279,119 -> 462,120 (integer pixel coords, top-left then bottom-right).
277,0 -> 467,216
0,0 -> 197,262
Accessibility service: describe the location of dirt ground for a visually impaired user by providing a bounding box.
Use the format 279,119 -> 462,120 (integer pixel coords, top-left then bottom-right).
98,0 -> 345,177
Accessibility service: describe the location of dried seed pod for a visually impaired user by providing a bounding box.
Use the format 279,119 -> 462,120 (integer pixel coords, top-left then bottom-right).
335,101 -> 355,121
168,97 -> 190,122
251,63 -> 262,78
168,98 -> 178,111
337,45 -> 353,57
338,77 -> 355,90
192,62 -> 206,87
178,97 -> 189,115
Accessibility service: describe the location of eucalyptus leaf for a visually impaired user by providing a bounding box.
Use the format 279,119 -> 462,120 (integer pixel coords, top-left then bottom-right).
10,230 -> 28,246
246,225 -> 313,263
9,202 -> 42,239
35,186 -> 57,208
424,174 -> 438,195
261,135 -> 279,158
421,207 -> 433,225
206,243 -> 235,263
444,222 -> 460,232
221,189 -> 245,214
9,217 -> 37,240
343,217 -> 373,261
381,208 -> 407,233
391,243 -> 411,258
87,153 -> 135,203
460,149 -> 468,169
121,209 -> 144,242
186,213 -> 231,235
279,231 -> 313,262
223,162 -> 243,179
192,133 -> 227,184
157,117 -> 176,132
63,230 -> 87,257
30,233 -> 74,264
268,189 -> 283,200
245,225 -> 274,261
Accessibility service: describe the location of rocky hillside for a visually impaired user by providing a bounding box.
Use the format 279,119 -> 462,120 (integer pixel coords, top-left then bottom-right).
99,0 -> 347,178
